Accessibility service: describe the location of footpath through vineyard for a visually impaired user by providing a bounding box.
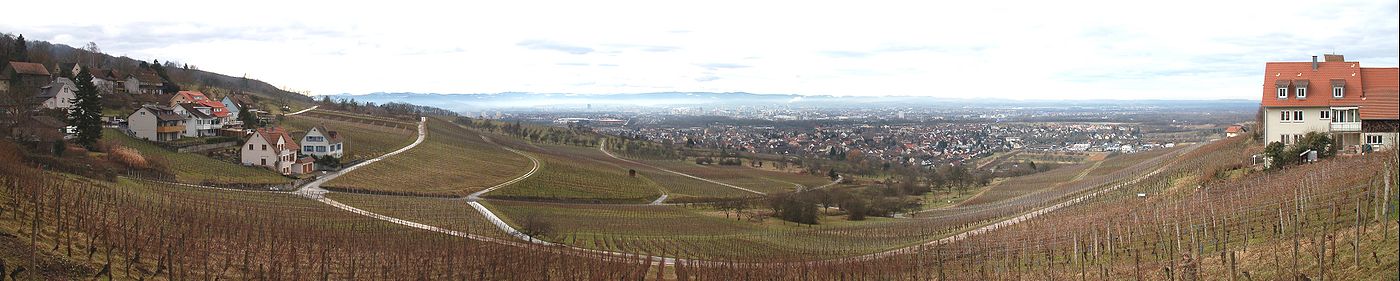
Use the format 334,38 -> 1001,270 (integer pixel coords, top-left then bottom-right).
304,118 -> 1243,267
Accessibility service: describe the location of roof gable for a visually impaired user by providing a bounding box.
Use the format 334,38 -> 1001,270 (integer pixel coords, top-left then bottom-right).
6,61 -> 51,76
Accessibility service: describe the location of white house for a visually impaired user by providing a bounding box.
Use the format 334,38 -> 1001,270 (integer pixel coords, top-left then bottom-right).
1260,54 -> 1399,153
241,127 -> 300,175
300,125 -> 345,158
36,78 -> 77,110
172,103 -> 223,137
126,104 -> 185,142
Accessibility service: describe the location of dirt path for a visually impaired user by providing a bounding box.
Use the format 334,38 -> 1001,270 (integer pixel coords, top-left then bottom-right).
597,139 -> 765,195
284,105 -> 319,116
466,134 -> 541,200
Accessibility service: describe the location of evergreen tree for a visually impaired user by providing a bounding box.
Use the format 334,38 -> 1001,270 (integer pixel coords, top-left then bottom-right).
10,34 -> 27,61
68,68 -> 103,150
239,108 -> 261,128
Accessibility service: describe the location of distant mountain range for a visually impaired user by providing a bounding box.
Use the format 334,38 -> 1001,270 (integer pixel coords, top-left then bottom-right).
325,92 -> 1259,112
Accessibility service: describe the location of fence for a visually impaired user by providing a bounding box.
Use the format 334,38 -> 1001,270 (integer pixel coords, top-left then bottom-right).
175,141 -> 239,153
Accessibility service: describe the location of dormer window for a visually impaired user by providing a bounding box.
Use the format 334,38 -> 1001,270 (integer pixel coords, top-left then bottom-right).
1277,87 -> 1288,98
1331,79 -> 1345,98
1293,80 -> 1309,99
1275,80 -> 1291,99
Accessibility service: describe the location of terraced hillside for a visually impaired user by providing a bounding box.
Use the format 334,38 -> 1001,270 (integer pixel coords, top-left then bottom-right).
484,141 -> 665,203
323,117 -> 532,197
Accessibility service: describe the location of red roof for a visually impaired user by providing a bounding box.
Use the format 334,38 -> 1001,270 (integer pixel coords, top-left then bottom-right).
174,91 -> 209,101
1261,60 -> 1398,120
1260,61 -> 1365,108
1225,125 -> 1242,133
1359,67 -> 1399,120
7,61 -> 51,76
194,99 -> 231,117
254,127 -> 298,153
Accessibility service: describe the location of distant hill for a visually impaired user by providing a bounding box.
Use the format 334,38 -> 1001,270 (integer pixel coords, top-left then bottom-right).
4,35 -> 313,106
326,92 -> 1259,112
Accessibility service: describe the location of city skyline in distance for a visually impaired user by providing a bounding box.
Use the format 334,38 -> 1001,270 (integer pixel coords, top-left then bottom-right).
3,0 -> 1397,100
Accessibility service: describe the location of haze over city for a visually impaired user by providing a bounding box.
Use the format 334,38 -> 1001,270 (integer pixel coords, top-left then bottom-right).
4,0 -> 1396,99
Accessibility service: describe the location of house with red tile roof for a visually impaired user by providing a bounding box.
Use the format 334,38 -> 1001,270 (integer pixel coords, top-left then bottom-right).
241,127 -> 302,175
1261,54 -> 1399,152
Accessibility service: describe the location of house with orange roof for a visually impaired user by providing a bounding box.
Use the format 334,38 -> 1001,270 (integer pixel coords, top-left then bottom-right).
1261,54 -> 1399,152
241,127 -> 303,175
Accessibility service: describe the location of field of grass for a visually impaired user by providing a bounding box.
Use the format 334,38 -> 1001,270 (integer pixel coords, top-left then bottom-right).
280,110 -> 416,162
102,128 -> 290,185
324,118 -> 533,197
581,143 -> 760,200
484,199 -> 947,260
485,143 -> 664,203
634,159 -> 806,194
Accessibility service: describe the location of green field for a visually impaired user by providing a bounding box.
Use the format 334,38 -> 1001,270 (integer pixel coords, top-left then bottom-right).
484,199 -> 981,260
102,128 -> 291,185
635,159 -> 808,194
324,117 -> 533,197
485,143 -> 664,203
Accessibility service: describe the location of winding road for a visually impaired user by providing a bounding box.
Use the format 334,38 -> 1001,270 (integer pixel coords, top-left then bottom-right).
151,113 -> 1212,267
597,139 -> 766,196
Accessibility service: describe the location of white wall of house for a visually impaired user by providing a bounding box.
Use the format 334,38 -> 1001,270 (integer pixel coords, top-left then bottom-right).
300,128 -> 344,158
1363,132 -> 1398,151
1263,107 -> 1331,144
124,77 -> 141,94
40,87 -> 76,109
241,132 -> 276,169
241,132 -> 297,175
127,108 -> 159,141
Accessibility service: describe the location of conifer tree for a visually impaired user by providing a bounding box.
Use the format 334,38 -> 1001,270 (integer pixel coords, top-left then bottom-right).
68,68 -> 103,150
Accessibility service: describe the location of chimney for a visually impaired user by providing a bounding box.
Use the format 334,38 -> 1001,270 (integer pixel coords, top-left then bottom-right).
1311,56 -> 1318,71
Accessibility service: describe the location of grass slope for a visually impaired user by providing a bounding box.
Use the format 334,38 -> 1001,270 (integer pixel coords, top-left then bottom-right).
324,118 -> 532,197
101,128 -> 290,185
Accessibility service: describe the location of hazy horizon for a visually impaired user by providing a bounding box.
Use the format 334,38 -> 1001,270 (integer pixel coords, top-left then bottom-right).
5,0 -> 1398,100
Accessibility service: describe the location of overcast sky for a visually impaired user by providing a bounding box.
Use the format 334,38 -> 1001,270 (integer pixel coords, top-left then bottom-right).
5,0 -> 1397,99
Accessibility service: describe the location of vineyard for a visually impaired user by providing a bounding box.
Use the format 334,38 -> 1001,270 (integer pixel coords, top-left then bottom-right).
484,145 -> 665,203
100,128 -> 290,185
3,118 -> 1396,280
0,151 -> 661,280
633,158 -> 812,194
322,117 -> 533,197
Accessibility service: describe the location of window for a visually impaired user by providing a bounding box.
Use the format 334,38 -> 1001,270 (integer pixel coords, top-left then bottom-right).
317,146 -> 327,152
1319,110 -> 1330,120
1277,88 -> 1288,98
1294,134 -> 1303,144
1366,135 -> 1384,144
1280,111 -> 1290,121
261,159 -> 267,166
308,136 -> 324,142
1296,87 -> 1307,99
304,146 -> 313,152
1333,87 -> 1344,98
262,144 -> 267,150
1293,111 -> 1303,121
1281,134 -> 1290,144
249,144 -> 254,150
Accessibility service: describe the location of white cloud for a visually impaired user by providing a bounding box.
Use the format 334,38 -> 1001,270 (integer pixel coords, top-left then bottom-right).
3,0 -> 1396,99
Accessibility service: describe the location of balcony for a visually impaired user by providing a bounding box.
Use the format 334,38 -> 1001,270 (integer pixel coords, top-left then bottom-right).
157,125 -> 184,133
1330,121 -> 1361,132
